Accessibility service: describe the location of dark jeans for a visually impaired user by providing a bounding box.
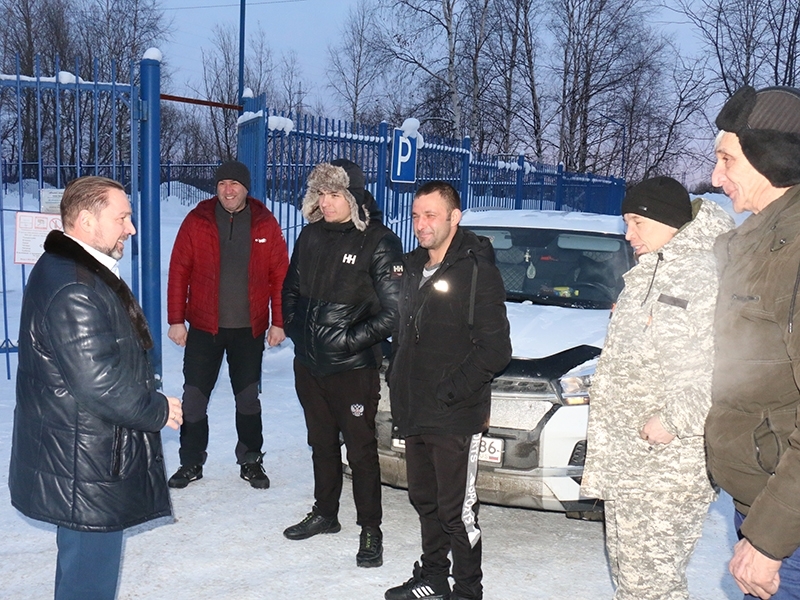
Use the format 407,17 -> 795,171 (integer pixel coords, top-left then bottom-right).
293,359 -> 382,528
180,326 -> 265,465
55,527 -> 123,600
735,510 -> 800,599
406,433 -> 483,600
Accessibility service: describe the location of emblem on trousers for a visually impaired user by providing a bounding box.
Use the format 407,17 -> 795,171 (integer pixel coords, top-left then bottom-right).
351,403 -> 365,417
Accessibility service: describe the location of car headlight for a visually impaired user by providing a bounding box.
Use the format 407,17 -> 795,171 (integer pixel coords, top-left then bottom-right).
559,361 -> 595,405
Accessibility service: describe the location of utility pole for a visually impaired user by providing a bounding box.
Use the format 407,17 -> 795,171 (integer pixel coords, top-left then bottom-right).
238,0 -> 246,108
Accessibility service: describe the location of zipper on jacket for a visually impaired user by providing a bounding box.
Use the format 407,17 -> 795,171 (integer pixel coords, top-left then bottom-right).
111,426 -> 122,476
640,251 -> 663,306
227,211 -> 235,240
790,260 -> 800,333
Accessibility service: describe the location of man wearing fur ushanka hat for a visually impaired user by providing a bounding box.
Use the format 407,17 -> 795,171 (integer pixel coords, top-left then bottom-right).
706,85 -> 800,599
282,159 -> 404,569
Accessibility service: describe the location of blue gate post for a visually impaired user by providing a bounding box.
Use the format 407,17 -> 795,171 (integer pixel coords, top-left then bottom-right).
460,137 -> 471,209
140,53 -> 163,379
555,163 -> 565,210
237,94 -> 267,202
376,121 -> 389,214
514,154 -> 525,210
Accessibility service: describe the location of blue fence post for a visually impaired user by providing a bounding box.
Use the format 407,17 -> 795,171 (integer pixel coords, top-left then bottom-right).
555,163 -> 564,210
460,137 -> 471,209
376,121 -> 388,216
515,154 -> 525,210
238,94 -> 266,202
139,52 -> 163,380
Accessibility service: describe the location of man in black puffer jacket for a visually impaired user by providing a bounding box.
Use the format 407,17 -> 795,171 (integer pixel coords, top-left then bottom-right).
282,159 -> 403,569
9,176 -> 182,600
385,181 -> 511,600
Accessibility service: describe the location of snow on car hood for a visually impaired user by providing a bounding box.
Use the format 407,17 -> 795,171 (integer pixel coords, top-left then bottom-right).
506,302 -> 610,359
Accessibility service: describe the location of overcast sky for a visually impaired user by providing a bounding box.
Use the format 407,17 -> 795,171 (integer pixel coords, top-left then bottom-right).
158,0 -> 360,105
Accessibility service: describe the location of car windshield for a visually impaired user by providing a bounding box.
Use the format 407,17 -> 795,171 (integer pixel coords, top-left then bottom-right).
463,226 -> 634,309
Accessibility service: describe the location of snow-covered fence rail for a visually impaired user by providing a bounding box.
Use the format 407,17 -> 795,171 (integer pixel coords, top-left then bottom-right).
236,97 -> 625,251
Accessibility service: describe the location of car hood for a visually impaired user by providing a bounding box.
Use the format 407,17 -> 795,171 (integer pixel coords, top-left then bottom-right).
506,302 -> 610,359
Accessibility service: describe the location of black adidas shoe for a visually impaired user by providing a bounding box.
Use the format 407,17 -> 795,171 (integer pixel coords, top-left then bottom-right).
356,526 -> 383,568
168,464 -> 203,489
240,455 -> 270,489
385,562 -> 450,600
283,507 -> 341,540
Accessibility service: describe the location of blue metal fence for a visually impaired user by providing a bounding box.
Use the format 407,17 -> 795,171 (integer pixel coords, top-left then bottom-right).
0,56 -> 143,375
237,95 -> 626,250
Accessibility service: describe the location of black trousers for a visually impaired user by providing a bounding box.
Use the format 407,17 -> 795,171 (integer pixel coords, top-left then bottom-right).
406,433 -> 483,600
179,326 -> 265,466
293,359 -> 382,528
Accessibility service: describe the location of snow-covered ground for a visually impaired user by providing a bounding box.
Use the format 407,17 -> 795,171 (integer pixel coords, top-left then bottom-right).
0,191 -> 744,599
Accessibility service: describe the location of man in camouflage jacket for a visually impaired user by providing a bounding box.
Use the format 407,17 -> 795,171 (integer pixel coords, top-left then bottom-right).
582,176 -> 734,600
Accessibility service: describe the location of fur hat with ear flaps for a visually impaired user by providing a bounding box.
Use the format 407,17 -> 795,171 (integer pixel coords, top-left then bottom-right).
302,159 -> 370,231
716,85 -> 800,188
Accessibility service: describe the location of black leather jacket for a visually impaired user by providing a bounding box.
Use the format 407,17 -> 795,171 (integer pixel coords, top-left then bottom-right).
282,216 -> 403,376
9,231 -> 171,532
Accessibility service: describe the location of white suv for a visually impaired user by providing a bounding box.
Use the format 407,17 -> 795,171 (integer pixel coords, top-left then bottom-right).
375,208 -> 632,518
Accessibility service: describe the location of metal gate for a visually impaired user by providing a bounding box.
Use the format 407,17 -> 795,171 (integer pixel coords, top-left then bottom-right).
0,54 -> 161,378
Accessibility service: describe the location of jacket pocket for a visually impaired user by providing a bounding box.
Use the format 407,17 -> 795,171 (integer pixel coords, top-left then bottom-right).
753,416 -> 782,475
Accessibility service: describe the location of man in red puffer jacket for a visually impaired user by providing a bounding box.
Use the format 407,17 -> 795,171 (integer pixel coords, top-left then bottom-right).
166,161 -> 288,490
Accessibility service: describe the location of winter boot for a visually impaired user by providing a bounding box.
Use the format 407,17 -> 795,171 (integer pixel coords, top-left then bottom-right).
168,464 -> 203,489
239,452 -> 270,489
283,506 -> 342,540
384,561 -> 451,600
356,526 -> 383,568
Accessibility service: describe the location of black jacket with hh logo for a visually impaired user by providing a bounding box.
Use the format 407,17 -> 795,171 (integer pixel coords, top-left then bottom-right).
282,213 -> 403,376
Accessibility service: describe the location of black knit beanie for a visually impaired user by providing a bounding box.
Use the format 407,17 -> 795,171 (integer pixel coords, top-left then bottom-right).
621,176 -> 692,229
215,160 -> 251,192
716,85 -> 800,187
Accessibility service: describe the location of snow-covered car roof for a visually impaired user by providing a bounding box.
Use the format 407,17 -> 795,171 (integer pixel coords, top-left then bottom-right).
461,208 -> 625,235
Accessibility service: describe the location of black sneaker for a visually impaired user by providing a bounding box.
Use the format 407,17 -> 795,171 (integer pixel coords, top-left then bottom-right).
240,456 -> 270,489
356,526 -> 383,568
283,507 -> 341,540
168,464 -> 203,489
385,562 -> 450,600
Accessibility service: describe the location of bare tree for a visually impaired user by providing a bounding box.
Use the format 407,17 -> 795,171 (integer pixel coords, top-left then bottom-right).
278,50 -> 309,116
549,0 -> 655,172
764,0 -> 800,86
326,0 -> 387,123
377,0 -> 463,136
675,0 -> 772,95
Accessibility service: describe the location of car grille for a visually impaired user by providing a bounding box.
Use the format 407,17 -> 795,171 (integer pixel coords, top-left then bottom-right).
490,376 -> 558,430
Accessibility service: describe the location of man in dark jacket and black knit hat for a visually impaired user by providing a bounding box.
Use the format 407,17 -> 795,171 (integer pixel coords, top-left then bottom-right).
707,85 -> 800,599
282,158 -> 403,569
385,181 -> 511,600
166,160 -> 288,490
9,176 -> 183,599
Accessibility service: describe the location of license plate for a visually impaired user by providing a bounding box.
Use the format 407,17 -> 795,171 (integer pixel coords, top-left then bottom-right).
392,436 -> 504,465
479,436 -> 503,464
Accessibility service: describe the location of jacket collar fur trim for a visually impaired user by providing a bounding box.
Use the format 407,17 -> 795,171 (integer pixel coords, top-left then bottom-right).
43,230 -> 154,350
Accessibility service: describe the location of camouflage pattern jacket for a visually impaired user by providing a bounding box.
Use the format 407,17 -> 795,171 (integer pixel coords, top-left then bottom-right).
581,199 -> 734,500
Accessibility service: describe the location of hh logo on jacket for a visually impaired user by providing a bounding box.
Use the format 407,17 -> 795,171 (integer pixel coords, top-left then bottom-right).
342,253 -> 357,264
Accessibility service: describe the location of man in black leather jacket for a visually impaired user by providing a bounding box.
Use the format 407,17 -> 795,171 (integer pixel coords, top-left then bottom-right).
9,176 -> 182,600
281,159 -> 403,569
